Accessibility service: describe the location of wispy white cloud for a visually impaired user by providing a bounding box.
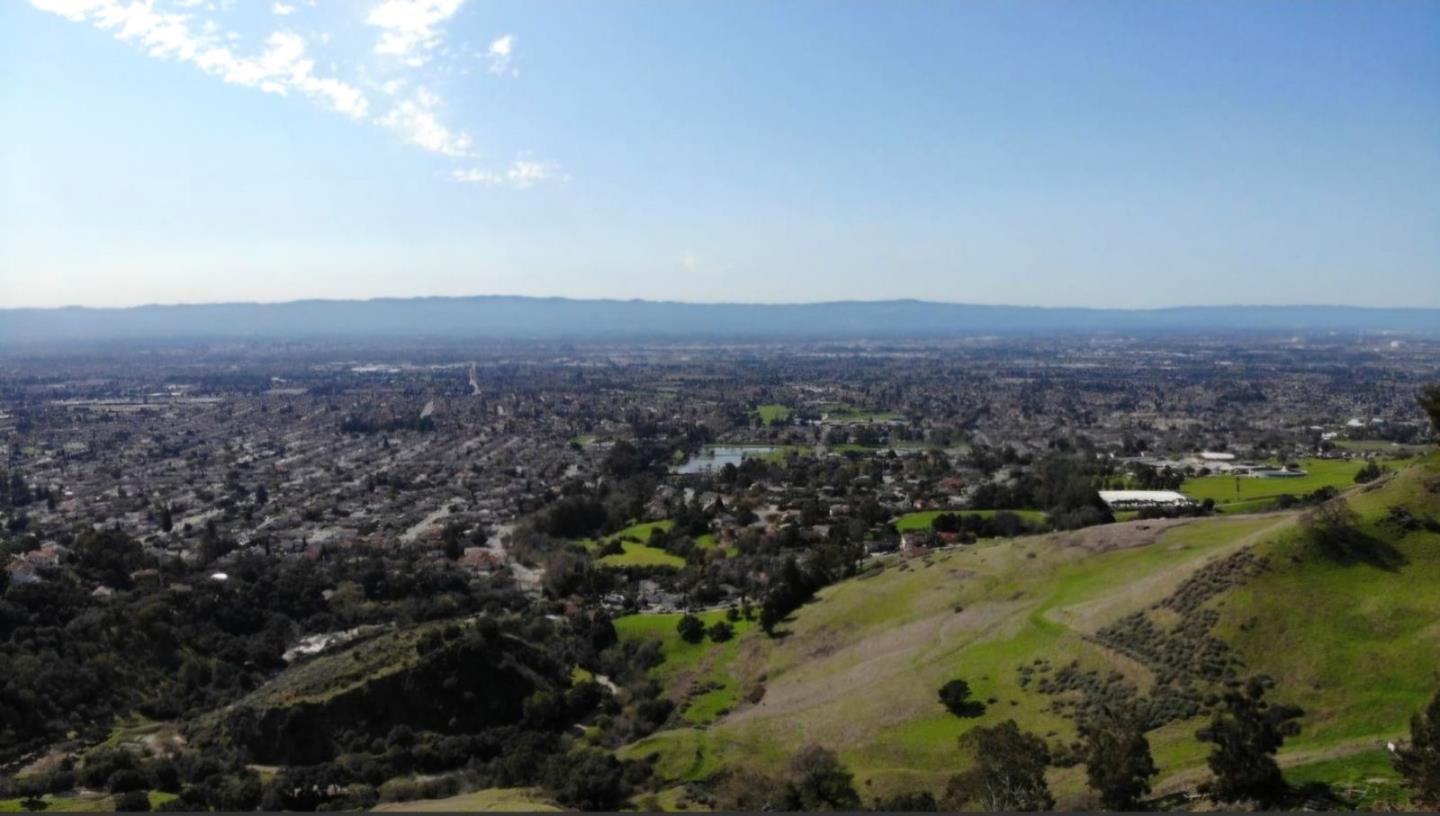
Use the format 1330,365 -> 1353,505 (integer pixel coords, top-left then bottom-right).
486,33 -> 514,76
28,0 -> 551,186
379,87 -> 472,157
452,157 -> 564,189
366,0 -> 464,67
29,1 -> 368,119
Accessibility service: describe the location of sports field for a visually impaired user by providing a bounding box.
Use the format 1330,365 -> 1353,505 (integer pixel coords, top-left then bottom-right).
1180,456 -> 1412,511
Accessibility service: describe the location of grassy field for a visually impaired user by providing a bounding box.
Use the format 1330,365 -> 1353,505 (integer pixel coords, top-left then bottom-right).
614,609 -> 757,725
1180,456 -> 1412,511
621,455 -> 1440,805
755,404 -> 791,425
824,408 -> 905,422
600,542 -> 686,569
894,508 -> 1047,531
578,520 -> 688,569
755,445 -> 815,465
372,787 -> 560,812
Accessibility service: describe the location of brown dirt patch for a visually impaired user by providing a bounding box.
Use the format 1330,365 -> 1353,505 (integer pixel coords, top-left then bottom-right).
1046,517 -> 1196,554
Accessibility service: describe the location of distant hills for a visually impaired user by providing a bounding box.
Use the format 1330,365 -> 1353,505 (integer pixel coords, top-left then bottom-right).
1,296 -> 1438,343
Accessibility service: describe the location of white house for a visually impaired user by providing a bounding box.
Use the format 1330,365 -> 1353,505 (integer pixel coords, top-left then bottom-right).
1098,490 -> 1194,511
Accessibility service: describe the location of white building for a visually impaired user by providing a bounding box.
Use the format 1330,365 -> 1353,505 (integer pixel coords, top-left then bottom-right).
1098,490 -> 1194,511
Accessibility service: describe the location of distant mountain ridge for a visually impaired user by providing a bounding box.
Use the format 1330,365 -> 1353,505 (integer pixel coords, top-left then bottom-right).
1,296 -> 1438,342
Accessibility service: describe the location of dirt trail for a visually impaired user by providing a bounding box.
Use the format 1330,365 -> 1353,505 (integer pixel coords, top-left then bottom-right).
1050,513 -> 1298,634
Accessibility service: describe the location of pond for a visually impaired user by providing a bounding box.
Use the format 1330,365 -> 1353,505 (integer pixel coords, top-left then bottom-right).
674,445 -> 778,474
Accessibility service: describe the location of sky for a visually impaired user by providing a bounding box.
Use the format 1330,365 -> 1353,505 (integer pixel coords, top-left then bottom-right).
1,1 -> 1437,310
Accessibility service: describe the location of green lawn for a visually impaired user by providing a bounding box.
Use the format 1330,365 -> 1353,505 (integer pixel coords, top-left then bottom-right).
1181,456 -> 1412,511
755,404 -> 791,425
578,521 -> 688,569
894,508 -> 1047,531
600,542 -> 686,568
693,532 -> 737,557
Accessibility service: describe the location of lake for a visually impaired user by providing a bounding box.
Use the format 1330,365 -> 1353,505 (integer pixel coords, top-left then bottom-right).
674,446 -> 778,474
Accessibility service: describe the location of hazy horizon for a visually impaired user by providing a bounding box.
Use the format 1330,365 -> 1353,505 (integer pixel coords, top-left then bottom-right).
8,293 -> 1440,313
3,0 -> 1439,310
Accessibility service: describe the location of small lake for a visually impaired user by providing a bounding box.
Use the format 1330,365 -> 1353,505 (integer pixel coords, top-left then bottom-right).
674,446 -> 778,474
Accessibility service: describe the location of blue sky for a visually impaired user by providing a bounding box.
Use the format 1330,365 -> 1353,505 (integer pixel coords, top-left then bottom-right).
2,1 -> 1437,309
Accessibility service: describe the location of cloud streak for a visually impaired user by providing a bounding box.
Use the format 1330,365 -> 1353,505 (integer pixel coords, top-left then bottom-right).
30,1 -> 368,118
452,158 -> 565,189
27,0 -> 558,188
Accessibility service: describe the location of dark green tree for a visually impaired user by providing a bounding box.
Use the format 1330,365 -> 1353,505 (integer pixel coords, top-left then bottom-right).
938,678 -> 986,718
759,592 -> 786,634
707,620 -> 734,642
676,613 -> 705,644
1354,461 -> 1383,484
1195,676 -> 1302,805
1080,708 -> 1158,810
784,745 -> 860,811
113,791 -> 150,812
541,748 -> 628,811
1394,685 -> 1440,808
1420,384 -> 1440,436
943,720 -> 1054,811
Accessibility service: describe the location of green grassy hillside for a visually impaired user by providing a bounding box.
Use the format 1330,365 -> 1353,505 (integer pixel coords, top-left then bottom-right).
621,455 -> 1440,807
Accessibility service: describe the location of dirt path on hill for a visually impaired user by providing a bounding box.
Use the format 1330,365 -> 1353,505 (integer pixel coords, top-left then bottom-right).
1050,512 -> 1298,634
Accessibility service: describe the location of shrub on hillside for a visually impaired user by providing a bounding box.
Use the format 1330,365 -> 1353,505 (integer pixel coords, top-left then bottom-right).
938,679 -> 986,718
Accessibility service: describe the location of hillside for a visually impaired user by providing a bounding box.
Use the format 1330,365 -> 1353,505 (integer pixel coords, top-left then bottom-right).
620,455 -> 1440,807
192,621 -> 556,764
